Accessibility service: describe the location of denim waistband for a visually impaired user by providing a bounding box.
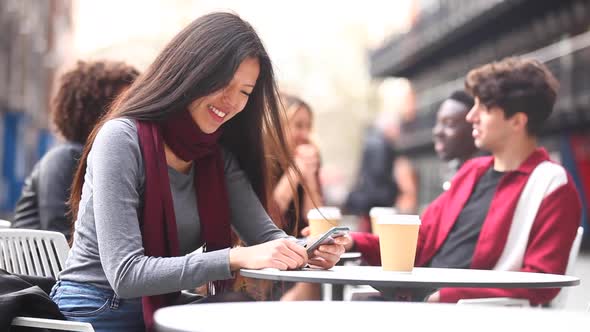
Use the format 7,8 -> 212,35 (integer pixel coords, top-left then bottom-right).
53,280 -> 126,310
55,280 -> 116,297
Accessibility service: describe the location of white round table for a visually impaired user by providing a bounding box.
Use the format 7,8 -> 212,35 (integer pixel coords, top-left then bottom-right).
331,252 -> 362,300
154,301 -> 590,332
240,265 -> 580,289
240,265 -> 579,300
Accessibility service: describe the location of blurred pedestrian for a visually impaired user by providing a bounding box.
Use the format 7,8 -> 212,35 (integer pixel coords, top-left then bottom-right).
342,114 -> 399,227
343,78 -> 418,233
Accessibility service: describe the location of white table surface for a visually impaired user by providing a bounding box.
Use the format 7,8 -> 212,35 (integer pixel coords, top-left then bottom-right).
239,265 -> 580,289
154,301 -> 590,332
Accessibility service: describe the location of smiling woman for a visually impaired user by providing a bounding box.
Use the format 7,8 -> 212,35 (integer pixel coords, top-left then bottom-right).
189,57 -> 260,134
53,12 -> 346,332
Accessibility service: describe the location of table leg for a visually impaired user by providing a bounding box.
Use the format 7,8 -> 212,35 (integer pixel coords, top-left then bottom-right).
332,255 -> 361,301
332,284 -> 344,301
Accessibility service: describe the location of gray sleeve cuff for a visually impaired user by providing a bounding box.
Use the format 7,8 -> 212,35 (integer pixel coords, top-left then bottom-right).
185,248 -> 233,286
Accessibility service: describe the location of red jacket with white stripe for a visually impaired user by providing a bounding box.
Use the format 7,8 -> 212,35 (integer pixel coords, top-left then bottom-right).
351,148 -> 581,305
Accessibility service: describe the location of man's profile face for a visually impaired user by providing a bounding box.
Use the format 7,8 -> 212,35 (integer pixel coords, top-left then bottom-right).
466,98 -> 513,152
432,99 -> 475,161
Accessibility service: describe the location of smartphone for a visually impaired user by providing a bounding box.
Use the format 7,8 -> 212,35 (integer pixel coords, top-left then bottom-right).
305,226 -> 350,255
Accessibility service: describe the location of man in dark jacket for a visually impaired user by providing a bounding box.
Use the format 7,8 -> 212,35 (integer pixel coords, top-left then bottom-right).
343,124 -> 399,217
432,90 -> 480,190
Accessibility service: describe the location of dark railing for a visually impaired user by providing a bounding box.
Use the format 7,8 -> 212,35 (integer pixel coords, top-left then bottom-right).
370,0 -> 584,78
411,0 -> 590,93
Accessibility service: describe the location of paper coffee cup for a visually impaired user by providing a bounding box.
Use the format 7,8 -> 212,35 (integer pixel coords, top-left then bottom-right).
307,207 -> 341,237
377,214 -> 420,272
369,207 -> 397,235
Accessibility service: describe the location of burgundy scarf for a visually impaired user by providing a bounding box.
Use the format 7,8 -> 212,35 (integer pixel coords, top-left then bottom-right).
135,110 -> 232,330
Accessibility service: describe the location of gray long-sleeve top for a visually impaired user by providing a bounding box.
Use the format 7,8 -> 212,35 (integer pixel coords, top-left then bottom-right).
59,118 -> 288,298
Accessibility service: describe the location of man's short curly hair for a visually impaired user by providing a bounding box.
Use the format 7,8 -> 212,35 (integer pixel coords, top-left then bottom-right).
51,60 -> 139,143
465,57 -> 559,136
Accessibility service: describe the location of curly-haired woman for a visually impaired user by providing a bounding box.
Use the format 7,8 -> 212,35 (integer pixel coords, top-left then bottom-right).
12,60 -> 139,240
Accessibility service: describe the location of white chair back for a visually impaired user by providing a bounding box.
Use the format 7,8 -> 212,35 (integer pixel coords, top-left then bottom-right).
549,226 -> 584,308
458,226 -> 585,308
0,219 -> 11,228
0,229 -> 69,279
1,229 -> 94,331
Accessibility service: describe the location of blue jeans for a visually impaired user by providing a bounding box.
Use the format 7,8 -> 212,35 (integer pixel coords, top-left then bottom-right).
50,280 -> 144,332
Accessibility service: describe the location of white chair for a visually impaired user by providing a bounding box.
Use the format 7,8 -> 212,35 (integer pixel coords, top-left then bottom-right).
0,219 -> 11,228
546,226 -> 584,308
0,229 -> 69,278
11,317 -> 94,332
0,229 -> 94,331
458,226 -> 585,308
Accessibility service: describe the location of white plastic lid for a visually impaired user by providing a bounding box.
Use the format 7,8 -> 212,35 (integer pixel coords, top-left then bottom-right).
369,207 -> 397,217
307,207 -> 341,220
377,214 -> 421,225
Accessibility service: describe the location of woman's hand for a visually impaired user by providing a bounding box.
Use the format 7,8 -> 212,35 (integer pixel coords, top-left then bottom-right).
426,291 -> 440,302
229,238 -> 308,271
300,226 -> 311,237
307,237 -> 346,269
294,144 -> 320,180
341,234 -> 355,252
301,226 -> 355,252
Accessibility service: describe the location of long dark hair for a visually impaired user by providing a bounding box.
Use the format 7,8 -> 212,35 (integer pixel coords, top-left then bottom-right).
69,12 -> 295,223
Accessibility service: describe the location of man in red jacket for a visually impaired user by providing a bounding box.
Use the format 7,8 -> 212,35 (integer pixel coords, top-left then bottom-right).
346,57 -> 582,305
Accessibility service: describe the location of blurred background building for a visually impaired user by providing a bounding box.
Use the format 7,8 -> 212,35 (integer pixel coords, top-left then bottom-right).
369,0 -> 590,246
0,0 -> 588,252
0,0 -> 73,215
0,0 -> 416,218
